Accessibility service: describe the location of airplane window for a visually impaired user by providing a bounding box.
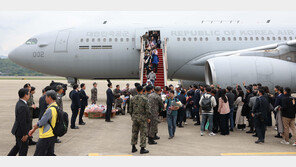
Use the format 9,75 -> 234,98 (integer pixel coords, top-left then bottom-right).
126,38 -> 129,42
205,37 -> 208,41
167,38 -> 169,41
92,38 -> 95,42
115,38 -> 118,42
194,37 -> 197,41
200,37 -> 203,41
256,37 -> 259,41
284,37 -> 287,40
267,37 -> 270,41
239,37 -> 242,41
183,37 -> 186,41
120,38 -> 123,42
244,37 -> 248,41
97,38 -> 100,42
228,37 -> 231,41
103,38 -> 106,42
86,38 -> 89,42
109,38 -> 112,42
261,37 -> 265,40
222,37 -> 225,41
250,37 -> 253,41
216,37 -> 220,41
132,38 -> 135,42
188,37 -> 192,41
278,37 -> 281,40
177,37 -> 180,41
289,37 -> 293,40
25,38 -> 38,45
272,37 -> 276,40
80,39 -> 83,42
233,37 -> 236,41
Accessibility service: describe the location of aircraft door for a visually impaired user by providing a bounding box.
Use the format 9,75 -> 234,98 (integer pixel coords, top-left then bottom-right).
135,28 -> 148,50
54,29 -> 70,52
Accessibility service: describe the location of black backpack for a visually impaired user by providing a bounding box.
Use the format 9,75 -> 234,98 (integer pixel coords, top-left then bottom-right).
48,106 -> 69,137
201,94 -> 212,112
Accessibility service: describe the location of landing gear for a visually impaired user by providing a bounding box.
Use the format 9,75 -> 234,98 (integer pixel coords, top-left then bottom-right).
67,77 -> 79,87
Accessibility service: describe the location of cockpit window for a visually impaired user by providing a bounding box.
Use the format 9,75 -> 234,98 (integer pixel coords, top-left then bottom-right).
25,38 -> 38,45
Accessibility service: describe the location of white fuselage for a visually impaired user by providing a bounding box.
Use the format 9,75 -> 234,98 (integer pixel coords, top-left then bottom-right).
8,23 -> 296,82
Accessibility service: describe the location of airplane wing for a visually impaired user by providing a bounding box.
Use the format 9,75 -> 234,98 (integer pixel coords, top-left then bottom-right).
192,40 -> 296,66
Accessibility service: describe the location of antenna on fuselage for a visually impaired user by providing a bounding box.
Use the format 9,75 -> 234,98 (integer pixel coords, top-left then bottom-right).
103,21 -> 107,24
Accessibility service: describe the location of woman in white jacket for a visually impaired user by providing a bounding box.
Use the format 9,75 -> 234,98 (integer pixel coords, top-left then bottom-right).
235,90 -> 246,130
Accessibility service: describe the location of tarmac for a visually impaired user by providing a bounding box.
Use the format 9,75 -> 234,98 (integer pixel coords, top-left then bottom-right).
0,78 -> 296,156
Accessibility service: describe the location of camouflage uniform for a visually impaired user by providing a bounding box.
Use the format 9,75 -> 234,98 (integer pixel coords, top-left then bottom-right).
148,92 -> 164,138
56,93 -> 63,111
27,94 -> 34,130
129,94 -> 151,148
91,87 -> 97,104
127,87 -> 137,114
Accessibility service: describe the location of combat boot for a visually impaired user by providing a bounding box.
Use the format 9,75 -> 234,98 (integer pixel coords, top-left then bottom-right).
154,133 -> 160,140
148,137 -> 157,145
132,145 -> 138,153
140,147 -> 149,154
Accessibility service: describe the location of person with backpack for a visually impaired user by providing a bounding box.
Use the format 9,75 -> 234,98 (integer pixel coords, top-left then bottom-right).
279,87 -> 296,146
29,90 -> 59,156
199,87 -> 217,136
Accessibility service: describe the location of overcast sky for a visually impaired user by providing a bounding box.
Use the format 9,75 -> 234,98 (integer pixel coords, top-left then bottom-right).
1,11 -> 296,56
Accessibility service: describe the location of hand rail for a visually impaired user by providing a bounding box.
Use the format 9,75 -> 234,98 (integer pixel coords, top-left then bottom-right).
163,38 -> 168,86
139,37 -> 145,85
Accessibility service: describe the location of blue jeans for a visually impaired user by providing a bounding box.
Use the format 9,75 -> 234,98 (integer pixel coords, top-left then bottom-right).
194,106 -> 200,123
201,114 -> 213,132
167,114 -> 177,137
229,108 -> 234,129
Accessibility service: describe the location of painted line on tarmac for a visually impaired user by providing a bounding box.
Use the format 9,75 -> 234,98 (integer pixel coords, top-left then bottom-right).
88,153 -> 132,156
221,152 -> 296,156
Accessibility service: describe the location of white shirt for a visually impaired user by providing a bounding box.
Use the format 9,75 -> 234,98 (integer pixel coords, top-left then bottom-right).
20,98 -> 27,105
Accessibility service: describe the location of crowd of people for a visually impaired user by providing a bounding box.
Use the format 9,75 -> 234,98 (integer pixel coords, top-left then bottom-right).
7,80 -> 296,156
127,82 -> 296,153
143,31 -> 161,85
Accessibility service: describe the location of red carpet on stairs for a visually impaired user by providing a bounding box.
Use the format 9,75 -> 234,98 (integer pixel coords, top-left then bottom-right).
143,49 -> 165,88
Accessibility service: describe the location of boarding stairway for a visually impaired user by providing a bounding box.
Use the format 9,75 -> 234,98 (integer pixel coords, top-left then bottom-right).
139,37 -> 168,88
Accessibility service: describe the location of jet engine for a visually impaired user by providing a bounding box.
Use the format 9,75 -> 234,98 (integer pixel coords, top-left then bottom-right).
205,56 -> 296,90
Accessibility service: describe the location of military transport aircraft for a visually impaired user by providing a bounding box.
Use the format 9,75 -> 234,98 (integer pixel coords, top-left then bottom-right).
8,12 -> 296,90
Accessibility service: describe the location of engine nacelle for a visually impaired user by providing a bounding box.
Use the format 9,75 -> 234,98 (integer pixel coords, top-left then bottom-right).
205,56 -> 296,91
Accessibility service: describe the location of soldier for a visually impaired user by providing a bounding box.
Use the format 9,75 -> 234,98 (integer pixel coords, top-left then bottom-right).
56,85 -> 64,111
26,85 -> 37,146
113,85 -> 122,96
91,82 -> 98,104
147,86 -> 164,145
129,86 -> 151,154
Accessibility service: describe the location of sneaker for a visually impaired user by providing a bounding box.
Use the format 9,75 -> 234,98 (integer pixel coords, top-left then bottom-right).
280,140 -> 290,145
184,122 -> 188,125
292,142 -> 296,146
209,132 -> 216,136
200,132 -> 204,136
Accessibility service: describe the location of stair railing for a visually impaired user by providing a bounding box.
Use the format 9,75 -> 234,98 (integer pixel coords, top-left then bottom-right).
139,37 -> 145,85
163,38 -> 168,87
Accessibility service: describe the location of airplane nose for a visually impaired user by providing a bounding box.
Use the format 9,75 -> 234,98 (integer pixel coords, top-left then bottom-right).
8,49 -> 17,62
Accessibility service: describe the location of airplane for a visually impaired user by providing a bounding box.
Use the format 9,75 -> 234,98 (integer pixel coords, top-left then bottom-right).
8,12 -> 296,91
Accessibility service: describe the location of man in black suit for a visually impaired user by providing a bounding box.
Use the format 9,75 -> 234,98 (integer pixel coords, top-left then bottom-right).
70,84 -> 81,129
79,83 -> 88,125
8,88 -> 30,156
252,89 -> 269,144
193,84 -> 201,125
106,83 -> 114,122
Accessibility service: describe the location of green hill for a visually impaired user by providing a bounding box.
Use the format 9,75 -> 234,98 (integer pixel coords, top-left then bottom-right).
0,58 -> 45,76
